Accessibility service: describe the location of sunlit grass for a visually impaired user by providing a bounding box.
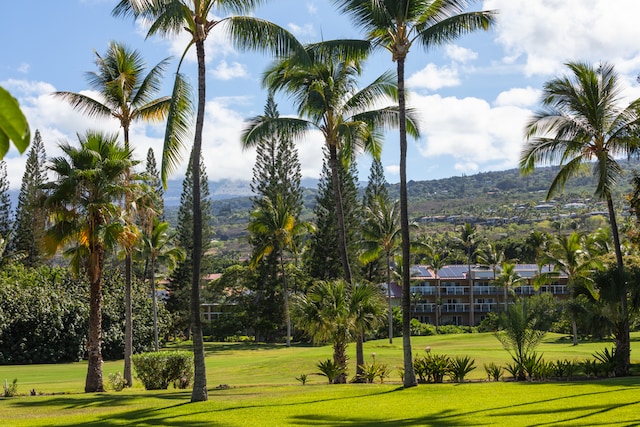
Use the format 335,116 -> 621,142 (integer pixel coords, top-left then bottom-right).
1,332 -> 639,426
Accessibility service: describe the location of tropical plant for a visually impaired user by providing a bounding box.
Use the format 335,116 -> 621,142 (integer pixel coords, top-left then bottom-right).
495,299 -> 547,381
113,0 -> 301,402
42,131 -> 136,393
449,355 -> 476,383
248,194 -> 312,347
483,362 -> 503,382
349,282 -> 387,380
0,85 -> 30,158
243,40 -> 417,285
520,61 -> 640,376
359,195 -> 402,343
495,262 -> 526,312
546,231 -> 602,345
139,219 -> 185,351
54,41 -> 172,387
335,0 -> 495,388
316,359 -> 347,385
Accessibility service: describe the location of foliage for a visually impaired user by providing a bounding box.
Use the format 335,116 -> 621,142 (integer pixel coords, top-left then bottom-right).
592,347 -> 618,377
410,319 -> 436,336
0,85 -> 30,158
10,130 -> 47,266
357,359 -> 391,384
315,359 -> 347,385
0,161 -> 11,240
483,362 -> 503,382
108,372 -> 126,392
295,373 -> 308,385
413,352 -> 451,384
3,378 -> 18,397
132,351 -> 193,390
448,355 -> 476,383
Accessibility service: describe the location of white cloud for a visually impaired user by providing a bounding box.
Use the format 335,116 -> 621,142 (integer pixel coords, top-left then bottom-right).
484,0 -> 640,78
210,60 -> 249,80
445,45 -> 478,63
287,22 -> 315,39
407,64 -> 460,91
307,3 -> 318,15
410,93 -> 531,176
385,164 -> 400,178
17,63 -> 29,74
494,87 -> 540,108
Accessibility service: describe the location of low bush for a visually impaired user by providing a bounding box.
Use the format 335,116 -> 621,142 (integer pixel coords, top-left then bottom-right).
449,355 -> 476,383
483,362 -> 503,382
357,361 -> 391,384
108,371 -> 126,392
316,359 -> 346,384
3,378 -> 18,397
132,351 -> 193,390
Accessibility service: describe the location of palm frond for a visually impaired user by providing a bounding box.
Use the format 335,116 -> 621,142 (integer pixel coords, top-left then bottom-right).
161,72 -> 193,187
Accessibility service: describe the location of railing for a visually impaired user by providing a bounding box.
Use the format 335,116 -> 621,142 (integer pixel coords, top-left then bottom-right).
442,286 -> 468,296
410,286 -> 437,295
473,286 -> 500,295
474,303 -> 499,312
540,285 -> 569,294
414,303 -> 437,313
515,286 -> 536,295
441,303 -> 469,313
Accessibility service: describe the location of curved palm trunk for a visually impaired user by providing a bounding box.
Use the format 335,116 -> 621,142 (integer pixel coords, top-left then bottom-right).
85,246 -> 105,393
397,57 -> 416,388
328,143 -> 352,283
190,39 -> 208,403
607,196 -> 630,376
386,251 -> 393,344
150,256 -> 159,352
279,248 -> 291,347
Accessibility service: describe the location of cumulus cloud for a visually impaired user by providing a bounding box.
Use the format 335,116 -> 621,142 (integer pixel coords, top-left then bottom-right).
493,87 -> 541,108
445,45 -> 478,63
407,64 -> 460,91
385,164 -> 400,178
210,60 -> 249,80
307,3 -> 317,15
484,0 -> 640,78
288,22 -> 315,39
409,93 -> 531,175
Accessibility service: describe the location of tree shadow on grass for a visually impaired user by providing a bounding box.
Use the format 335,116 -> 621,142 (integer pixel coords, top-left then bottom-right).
8,390 -> 189,410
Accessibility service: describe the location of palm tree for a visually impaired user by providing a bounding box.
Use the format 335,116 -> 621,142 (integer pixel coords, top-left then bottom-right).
546,231 -> 602,346
243,41 -> 418,285
495,262 -> 525,312
42,131 -> 135,393
360,195 -> 402,344
54,41 -> 171,386
422,243 -> 447,332
334,0 -> 495,388
350,282 -> 386,380
477,241 -> 504,282
520,61 -> 640,374
454,222 -> 479,326
292,279 -> 384,383
139,219 -> 185,351
248,194 -> 312,347
113,0 -> 302,402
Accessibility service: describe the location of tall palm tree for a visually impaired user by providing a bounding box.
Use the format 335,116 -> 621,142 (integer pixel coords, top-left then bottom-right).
248,194 -> 312,347
360,195 -> 402,344
546,231 -> 602,346
520,61 -> 640,373
54,41 -> 171,386
334,0 -> 495,388
454,222 -> 479,326
139,219 -> 185,351
243,41 -> 418,285
113,0 -> 302,402
42,131 -> 135,393
422,243 -> 447,332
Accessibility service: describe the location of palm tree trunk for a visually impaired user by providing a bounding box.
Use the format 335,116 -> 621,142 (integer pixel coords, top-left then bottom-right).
355,334 -> 365,380
436,275 -> 440,333
279,249 -> 291,347
607,196 -> 630,376
397,57 -> 416,388
386,251 -> 393,344
333,341 -> 347,384
190,38 -> 208,403
85,249 -> 105,393
151,256 -> 159,352
328,143 -> 352,283
123,126 -> 133,387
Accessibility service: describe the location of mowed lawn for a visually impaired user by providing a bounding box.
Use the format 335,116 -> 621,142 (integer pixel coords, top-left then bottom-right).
1,333 -> 640,426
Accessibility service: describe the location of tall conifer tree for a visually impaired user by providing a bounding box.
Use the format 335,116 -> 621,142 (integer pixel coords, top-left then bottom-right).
11,130 -> 47,265
0,161 -> 12,241
166,150 -> 212,336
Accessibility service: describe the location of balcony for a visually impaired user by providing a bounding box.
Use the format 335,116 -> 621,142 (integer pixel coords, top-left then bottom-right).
441,286 -> 468,296
410,286 -> 437,296
414,303 -> 437,313
441,303 -> 469,313
474,303 -> 499,312
515,286 -> 536,295
473,286 -> 500,295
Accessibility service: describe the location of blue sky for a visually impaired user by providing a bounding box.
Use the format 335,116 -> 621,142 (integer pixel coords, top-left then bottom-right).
2,0 -> 640,190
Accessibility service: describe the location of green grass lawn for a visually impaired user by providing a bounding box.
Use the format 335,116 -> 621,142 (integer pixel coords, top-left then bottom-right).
1,332 -> 639,426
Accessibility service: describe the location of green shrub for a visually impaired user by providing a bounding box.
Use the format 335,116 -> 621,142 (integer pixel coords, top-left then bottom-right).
316,359 -> 346,384
132,351 -> 193,390
593,348 -> 617,377
581,358 -> 600,378
295,373 -> 308,385
449,355 -> 476,383
414,353 -> 451,383
108,371 -> 126,392
357,360 -> 391,384
410,319 -> 436,336
483,362 -> 503,381
3,379 -> 18,397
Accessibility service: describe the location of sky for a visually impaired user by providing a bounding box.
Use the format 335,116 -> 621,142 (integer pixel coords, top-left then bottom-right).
2,0 -> 640,191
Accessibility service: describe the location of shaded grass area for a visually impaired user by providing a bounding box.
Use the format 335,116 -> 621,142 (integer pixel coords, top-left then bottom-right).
2,379 -> 640,426
1,332 -> 639,426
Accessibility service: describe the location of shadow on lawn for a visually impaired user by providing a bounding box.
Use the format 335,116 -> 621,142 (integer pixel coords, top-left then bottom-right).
167,341 -> 308,356
289,382 -> 640,426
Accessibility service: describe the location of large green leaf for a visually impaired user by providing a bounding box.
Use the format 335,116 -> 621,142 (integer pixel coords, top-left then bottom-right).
0,86 -> 30,158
